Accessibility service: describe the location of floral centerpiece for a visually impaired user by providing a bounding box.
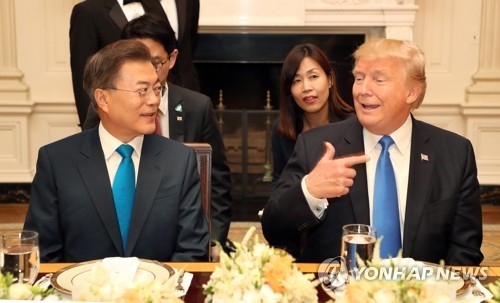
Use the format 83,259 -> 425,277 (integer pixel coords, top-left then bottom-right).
487,280 -> 500,303
334,240 -> 454,303
203,226 -> 319,303
0,272 -> 58,301
72,262 -> 183,303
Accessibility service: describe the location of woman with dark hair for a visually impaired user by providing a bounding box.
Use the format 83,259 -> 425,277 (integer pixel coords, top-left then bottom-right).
272,43 -> 354,185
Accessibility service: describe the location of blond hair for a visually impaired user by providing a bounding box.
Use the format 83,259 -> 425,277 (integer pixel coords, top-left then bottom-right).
353,39 -> 427,108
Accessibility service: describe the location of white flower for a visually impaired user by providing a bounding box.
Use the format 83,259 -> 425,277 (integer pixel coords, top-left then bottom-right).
337,238 -> 454,303
203,227 -> 318,303
372,288 -> 397,303
72,262 -> 183,303
8,283 -> 33,300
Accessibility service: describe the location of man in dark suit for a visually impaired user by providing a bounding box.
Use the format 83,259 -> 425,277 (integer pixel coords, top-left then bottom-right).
262,39 -> 483,265
70,0 -> 200,127
24,39 -> 209,262
83,15 -> 232,261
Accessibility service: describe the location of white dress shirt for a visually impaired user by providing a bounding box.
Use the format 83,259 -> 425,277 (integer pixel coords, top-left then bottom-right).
119,0 -> 179,40
99,123 -> 143,186
304,115 -> 413,242
157,85 -> 170,137
364,115 -> 412,242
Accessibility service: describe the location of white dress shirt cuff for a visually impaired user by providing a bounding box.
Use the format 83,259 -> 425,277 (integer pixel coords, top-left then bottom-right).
301,175 -> 328,219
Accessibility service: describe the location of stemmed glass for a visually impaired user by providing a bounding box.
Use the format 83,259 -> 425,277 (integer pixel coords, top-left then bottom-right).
0,230 -> 40,284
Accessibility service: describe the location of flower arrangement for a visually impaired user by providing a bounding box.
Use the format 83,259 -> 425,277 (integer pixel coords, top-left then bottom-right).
335,240 -> 454,303
487,280 -> 500,303
203,226 -> 319,303
337,278 -> 453,303
0,272 -> 58,301
72,262 -> 183,303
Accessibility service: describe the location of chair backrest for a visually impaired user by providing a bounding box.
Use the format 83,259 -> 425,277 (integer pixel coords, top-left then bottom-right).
183,142 -> 212,259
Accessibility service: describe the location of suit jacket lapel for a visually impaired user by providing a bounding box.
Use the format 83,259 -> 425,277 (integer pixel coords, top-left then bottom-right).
168,84 -> 185,142
175,0 -> 186,42
107,0 -> 128,31
403,118 -> 435,256
78,129 -> 124,255
125,135 -> 163,255
342,119 -> 370,225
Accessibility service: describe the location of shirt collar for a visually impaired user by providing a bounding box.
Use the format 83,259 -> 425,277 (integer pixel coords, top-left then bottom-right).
158,84 -> 169,116
363,115 -> 413,156
99,123 -> 144,160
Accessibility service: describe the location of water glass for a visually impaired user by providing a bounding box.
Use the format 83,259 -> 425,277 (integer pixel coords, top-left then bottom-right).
0,230 -> 40,284
341,224 -> 376,279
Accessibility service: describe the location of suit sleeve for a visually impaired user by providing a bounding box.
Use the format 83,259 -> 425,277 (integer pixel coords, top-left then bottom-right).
24,147 -> 64,262
445,140 -> 484,265
200,96 -> 232,245
261,133 -> 322,258
189,0 -> 200,57
172,148 -> 210,261
69,4 -> 99,127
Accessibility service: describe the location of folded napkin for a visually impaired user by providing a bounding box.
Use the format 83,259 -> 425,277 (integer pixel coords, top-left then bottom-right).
101,257 -> 139,283
457,276 -> 493,303
173,268 -> 193,297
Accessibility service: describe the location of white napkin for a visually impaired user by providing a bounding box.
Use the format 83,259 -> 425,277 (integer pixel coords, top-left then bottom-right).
457,276 -> 493,303
173,268 -> 193,297
100,257 -> 140,283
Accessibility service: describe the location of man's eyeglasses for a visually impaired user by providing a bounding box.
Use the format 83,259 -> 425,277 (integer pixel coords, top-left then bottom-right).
152,57 -> 169,72
104,86 -> 163,99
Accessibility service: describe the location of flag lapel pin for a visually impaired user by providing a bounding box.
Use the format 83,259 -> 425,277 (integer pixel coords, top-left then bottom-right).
420,153 -> 429,161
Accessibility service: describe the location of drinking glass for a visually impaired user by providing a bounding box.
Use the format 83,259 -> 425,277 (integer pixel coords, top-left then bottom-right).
340,224 -> 376,279
0,230 -> 40,284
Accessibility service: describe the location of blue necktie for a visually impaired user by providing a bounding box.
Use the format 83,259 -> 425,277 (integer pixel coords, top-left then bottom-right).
373,136 -> 401,258
112,144 -> 135,251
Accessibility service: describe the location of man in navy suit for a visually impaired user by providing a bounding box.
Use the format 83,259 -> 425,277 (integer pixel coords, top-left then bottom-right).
70,0 -> 200,127
262,39 -> 483,265
83,14 -> 232,261
25,39 -> 209,262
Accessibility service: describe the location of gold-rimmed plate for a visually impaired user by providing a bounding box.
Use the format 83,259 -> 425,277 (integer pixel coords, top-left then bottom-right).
50,259 -> 175,295
422,262 -> 472,297
321,260 -> 472,299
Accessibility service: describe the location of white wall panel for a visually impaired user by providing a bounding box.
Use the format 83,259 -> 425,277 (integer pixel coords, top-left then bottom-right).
15,0 -> 75,102
466,117 -> 500,184
0,114 -> 30,182
414,0 -> 481,104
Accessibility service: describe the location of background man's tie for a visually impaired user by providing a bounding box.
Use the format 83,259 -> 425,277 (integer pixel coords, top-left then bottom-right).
373,135 -> 401,258
112,144 -> 135,251
155,116 -> 162,135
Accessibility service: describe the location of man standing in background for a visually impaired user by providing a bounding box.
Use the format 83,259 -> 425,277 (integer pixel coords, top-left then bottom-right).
70,0 -> 200,127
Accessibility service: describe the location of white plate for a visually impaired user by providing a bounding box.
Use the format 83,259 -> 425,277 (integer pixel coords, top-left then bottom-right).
50,259 -> 175,294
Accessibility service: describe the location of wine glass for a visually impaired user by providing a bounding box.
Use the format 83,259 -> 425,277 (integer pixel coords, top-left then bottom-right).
0,230 -> 40,284
340,224 -> 376,280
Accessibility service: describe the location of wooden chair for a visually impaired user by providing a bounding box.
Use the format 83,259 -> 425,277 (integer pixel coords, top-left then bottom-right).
183,143 -> 212,260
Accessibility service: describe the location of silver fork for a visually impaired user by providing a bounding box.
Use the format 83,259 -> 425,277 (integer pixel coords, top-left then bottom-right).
175,269 -> 185,294
469,275 -> 485,297
472,289 -> 485,297
33,273 -> 53,288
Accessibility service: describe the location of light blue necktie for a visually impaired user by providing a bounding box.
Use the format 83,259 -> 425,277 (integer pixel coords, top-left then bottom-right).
373,136 -> 401,258
112,144 -> 135,251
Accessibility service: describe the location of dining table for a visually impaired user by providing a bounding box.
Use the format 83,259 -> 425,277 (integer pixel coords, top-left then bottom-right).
39,263 -> 500,303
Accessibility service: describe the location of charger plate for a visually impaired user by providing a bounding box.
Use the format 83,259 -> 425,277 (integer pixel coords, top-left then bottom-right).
50,259 -> 175,295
